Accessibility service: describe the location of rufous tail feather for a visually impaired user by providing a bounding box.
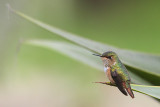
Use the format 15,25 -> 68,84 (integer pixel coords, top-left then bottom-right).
126,87 -> 134,98
124,82 -> 134,98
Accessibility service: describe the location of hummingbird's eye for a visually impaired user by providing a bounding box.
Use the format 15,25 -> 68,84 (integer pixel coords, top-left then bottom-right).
107,56 -> 112,60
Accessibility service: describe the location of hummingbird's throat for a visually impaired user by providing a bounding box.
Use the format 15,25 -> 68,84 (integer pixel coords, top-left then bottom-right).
101,57 -> 116,66
101,58 -> 108,66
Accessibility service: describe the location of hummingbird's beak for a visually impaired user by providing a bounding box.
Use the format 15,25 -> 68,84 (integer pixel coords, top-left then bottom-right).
92,53 -> 102,57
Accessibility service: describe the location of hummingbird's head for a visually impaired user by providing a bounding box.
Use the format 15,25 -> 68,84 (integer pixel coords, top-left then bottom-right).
101,51 -> 117,58
93,51 -> 118,66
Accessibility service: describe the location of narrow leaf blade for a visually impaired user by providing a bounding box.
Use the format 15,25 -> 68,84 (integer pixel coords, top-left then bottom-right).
26,39 -> 151,85
13,10 -> 160,79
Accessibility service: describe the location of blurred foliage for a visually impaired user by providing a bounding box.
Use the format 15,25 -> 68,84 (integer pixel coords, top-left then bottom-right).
0,0 -> 160,107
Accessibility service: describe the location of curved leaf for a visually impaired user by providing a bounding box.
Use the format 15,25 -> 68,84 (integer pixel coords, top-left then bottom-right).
26,40 -> 160,99
95,82 -> 160,100
12,10 -> 160,81
131,84 -> 160,100
26,40 -> 151,85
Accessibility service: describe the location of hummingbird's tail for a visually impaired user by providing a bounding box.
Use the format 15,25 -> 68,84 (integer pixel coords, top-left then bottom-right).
124,81 -> 134,98
116,82 -> 128,96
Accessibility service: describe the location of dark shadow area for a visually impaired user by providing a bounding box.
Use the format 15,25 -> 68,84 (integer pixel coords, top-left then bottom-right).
126,65 -> 160,86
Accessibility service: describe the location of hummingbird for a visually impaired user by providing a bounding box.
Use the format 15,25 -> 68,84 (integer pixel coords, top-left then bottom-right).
93,51 -> 134,98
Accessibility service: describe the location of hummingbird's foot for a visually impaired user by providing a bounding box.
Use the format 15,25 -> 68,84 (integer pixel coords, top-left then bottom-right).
94,82 -> 108,84
94,82 -> 116,86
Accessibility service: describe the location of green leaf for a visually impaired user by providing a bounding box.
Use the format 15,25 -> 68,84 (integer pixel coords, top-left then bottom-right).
94,82 -> 160,100
26,39 -> 160,100
27,40 -> 103,70
131,84 -> 160,100
12,10 -> 160,84
27,39 -> 151,85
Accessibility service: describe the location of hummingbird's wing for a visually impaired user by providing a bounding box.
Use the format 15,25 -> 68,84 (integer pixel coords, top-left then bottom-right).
111,70 -> 128,96
111,70 -> 134,98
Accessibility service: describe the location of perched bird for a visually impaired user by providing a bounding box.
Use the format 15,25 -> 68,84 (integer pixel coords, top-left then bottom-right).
93,51 -> 134,98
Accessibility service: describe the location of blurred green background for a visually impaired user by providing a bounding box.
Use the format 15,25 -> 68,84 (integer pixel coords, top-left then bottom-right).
0,0 -> 160,107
